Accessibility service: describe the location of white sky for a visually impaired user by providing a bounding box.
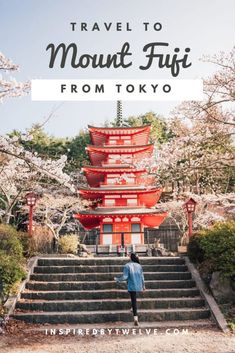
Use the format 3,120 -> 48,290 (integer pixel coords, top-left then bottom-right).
0,0 -> 234,137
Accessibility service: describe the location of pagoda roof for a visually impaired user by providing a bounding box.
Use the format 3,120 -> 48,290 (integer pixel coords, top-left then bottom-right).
74,208 -> 167,230
78,207 -> 161,215
86,144 -> 153,166
82,165 -> 146,173
82,166 -> 148,187
88,124 -> 151,134
79,187 -> 162,208
79,186 -> 160,193
86,144 -> 153,153
88,125 -> 151,146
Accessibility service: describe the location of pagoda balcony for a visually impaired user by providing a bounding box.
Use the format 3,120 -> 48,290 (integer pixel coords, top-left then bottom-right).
86,144 -> 154,166
103,142 -> 132,147
99,182 -> 137,187
82,165 -> 149,188
101,162 -> 132,167
99,179 -> 155,188
101,205 -> 144,208
81,185 -> 149,191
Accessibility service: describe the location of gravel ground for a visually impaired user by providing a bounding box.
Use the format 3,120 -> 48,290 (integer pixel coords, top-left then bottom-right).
0,327 -> 234,353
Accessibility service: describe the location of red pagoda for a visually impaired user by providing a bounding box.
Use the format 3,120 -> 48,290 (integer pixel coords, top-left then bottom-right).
74,105 -> 167,246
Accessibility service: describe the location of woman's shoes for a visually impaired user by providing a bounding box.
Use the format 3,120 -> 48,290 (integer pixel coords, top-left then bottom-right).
133,316 -> 139,326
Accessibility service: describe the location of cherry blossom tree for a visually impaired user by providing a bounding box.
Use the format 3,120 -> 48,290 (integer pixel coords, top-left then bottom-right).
0,156 -> 37,223
155,117 -> 234,194
33,191 -> 90,241
0,54 -> 70,184
0,52 -> 30,102
0,133 -> 76,224
157,193 -> 235,243
158,47 -> 235,195
0,134 -> 74,186
174,47 -> 235,130
0,51 -> 85,230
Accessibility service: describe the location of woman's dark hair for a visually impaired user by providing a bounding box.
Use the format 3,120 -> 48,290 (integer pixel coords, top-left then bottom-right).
130,253 -> 140,264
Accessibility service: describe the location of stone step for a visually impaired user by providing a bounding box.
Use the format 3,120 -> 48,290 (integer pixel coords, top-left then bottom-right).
25,279 -> 196,291
21,288 -> 200,300
13,256 -> 214,328
13,308 -> 211,324
29,272 -> 192,282
33,264 -> 188,273
16,297 -> 205,312
37,257 -> 186,267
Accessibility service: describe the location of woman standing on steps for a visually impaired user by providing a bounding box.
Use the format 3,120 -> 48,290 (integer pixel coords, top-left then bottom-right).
114,253 -> 145,326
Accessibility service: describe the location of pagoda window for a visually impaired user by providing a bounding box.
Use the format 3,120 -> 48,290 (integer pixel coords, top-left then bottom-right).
108,154 -> 121,164
131,223 -> 141,232
104,199 -> 115,206
127,198 -> 138,206
131,223 -> 141,244
108,136 -> 118,145
107,154 -> 133,164
125,176 -> 135,184
121,154 -> 132,163
104,194 -> 120,206
123,194 -> 138,206
120,136 -> 131,145
106,177 -> 116,184
102,224 -> 113,245
106,173 -> 120,184
103,224 -> 113,233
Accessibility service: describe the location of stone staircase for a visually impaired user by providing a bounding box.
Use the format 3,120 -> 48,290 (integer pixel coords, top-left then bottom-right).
13,257 -> 214,326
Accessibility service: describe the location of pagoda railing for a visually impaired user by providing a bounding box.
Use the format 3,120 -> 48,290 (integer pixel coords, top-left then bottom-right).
80,227 -> 181,253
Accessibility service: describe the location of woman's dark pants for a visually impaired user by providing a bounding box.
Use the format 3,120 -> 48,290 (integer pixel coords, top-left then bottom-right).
129,291 -> 137,316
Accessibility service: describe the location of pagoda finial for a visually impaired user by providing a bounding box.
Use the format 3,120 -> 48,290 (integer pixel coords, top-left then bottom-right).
116,100 -> 123,127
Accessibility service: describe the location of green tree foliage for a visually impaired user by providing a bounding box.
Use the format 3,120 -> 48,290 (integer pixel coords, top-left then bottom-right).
20,124 -> 69,159
10,125 -> 90,173
188,221 -> 235,279
0,224 -> 24,261
112,111 -> 173,145
0,252 -> 26,297
0,225 -> 26,298
67,129 -> 90,171
127,112 -> 173,144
